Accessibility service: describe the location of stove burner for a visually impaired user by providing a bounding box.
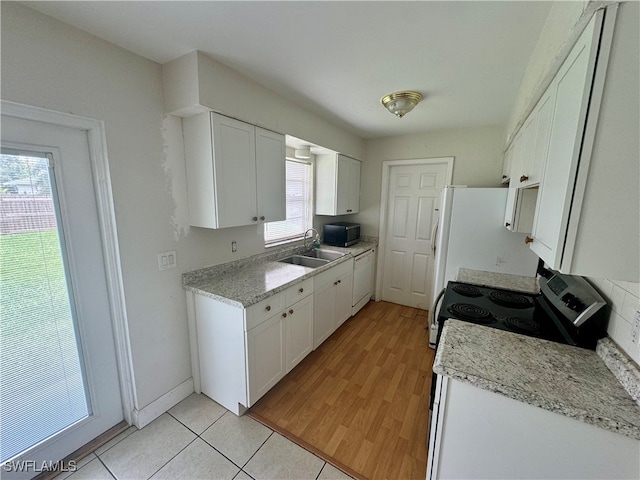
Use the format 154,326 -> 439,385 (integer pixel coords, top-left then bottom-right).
452,284 -> 483,297
489,291 -> 533,309
506,317 -> 541,335
447,303 -> 495,324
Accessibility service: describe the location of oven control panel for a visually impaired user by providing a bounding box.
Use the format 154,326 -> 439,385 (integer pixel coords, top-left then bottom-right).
540,272 -> 606,327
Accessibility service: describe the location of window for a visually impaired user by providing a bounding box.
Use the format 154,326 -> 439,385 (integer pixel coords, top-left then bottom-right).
264,159 -> 313,245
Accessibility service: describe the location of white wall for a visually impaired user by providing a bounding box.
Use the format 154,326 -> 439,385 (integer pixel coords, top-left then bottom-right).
1,2 -> 187,413
589,279 -> 640,363
0,2 -> 364,418
356,124 -> 505,237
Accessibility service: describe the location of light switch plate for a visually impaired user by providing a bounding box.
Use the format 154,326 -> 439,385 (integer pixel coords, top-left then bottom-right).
158,250 -> 177,271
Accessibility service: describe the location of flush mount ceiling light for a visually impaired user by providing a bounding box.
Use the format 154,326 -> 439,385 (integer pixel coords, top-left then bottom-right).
381,91 -> 423,118
294,146 -> 312,159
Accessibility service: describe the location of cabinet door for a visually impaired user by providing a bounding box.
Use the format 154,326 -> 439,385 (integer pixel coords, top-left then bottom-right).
529,85 -> 556,187
255,127 -> 286,223
517,115 -> 538,187
212,114 -> 257,228
501,145 -> 513,184
347,157 -> 361,214
246,313 -> 285,406
313,279 -> 336,349
503,186 -> 517,231
336,155 -> 351,215
335,270 -> 354,328
285,295 -> 313,372
530,17 -> 599,268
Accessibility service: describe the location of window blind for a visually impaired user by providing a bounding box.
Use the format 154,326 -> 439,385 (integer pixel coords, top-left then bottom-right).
264,159 -> 313,244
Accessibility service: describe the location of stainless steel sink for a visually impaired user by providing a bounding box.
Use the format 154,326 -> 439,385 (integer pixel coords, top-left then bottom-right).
278,255 -> 329,268
301,249 -> 346,261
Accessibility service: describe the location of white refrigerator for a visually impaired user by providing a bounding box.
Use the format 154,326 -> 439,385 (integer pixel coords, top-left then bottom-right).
429,187 -> 539,345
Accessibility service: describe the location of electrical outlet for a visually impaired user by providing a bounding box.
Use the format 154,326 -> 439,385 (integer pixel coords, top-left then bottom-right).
157,250 -> 177,271
632,310 -> 640,345
231,241 -> 237,253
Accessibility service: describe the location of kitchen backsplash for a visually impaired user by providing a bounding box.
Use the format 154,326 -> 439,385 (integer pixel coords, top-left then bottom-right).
589,277 -> 640,364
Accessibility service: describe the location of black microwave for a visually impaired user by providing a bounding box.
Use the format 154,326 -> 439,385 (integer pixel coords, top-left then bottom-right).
323,222 -> 360,247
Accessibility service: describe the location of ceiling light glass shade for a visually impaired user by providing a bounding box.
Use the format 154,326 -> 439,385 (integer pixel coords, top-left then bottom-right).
381,91 -> 423,118
294,146 -> 312,159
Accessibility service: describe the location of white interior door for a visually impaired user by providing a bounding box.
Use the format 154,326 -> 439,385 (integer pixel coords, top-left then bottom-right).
381,163 -> 449,309
1,115 -> 123,478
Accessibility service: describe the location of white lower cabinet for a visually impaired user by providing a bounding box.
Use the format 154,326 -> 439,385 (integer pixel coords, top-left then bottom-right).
247,312 -> 285,406
247,294 -> 313,405
427,376 -> 639,479
188,278 -> 313,415
313,258 -> 354,349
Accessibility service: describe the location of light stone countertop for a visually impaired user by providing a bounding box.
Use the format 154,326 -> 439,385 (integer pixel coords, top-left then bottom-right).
183,241 -> 376,308
434,319 -> 640,440
456,268 -> 540,294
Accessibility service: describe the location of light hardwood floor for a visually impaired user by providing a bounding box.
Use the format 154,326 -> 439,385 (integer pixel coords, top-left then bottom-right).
248,301 -> 435,480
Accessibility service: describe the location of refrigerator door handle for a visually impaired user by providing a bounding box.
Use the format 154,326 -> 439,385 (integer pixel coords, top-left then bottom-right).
430,217 -> 439,253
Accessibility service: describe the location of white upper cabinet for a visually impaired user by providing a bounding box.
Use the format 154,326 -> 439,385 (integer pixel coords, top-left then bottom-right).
530,12 -> 602,268
316,154 -> 361,216
529,5 -> 639,281
183,112 -> 285,229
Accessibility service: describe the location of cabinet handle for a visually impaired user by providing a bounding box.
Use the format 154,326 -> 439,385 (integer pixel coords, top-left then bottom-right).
334,281 -> 338,285
520,175 -> 529,183
289,309 -> 294,315
505,222 -> 511,227
265,305 -> 271,312
252,216 -> 258,222
299,288 -> 304,293
525,236 -> 534,244
337,279 -> 341,284
502,175 -> 507,179
260,216 -> 265,221
282,312 -> 287,318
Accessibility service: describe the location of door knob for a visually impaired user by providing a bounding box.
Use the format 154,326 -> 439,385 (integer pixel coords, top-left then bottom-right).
505,222 -> 511,227
282,313 -> 287,318
260,216 -> 265,221
289,309 -> 294,315
520,175 -> 529,183
252,216 -> 258,222
525,236 -> 534,244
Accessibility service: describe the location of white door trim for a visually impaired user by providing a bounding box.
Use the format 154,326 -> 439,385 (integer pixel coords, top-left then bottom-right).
375,157 -> 454,302
1,100 -> 136,425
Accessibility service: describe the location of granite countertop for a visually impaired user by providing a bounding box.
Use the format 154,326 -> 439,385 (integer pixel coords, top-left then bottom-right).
434,319 -> 640,440
183,241 -> 376,308
456,268 -> 540,294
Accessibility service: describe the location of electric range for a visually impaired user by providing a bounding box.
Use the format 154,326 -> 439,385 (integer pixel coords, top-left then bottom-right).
428,271 -> 608,417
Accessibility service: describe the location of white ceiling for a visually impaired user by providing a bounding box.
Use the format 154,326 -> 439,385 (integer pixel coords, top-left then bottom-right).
24,1 -> 552,139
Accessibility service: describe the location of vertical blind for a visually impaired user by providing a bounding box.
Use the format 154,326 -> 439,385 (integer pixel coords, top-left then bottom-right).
264,159 -> 313,244
0,152 -> 89,462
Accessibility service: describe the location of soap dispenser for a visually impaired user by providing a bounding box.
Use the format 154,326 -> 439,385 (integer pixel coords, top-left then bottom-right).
313,234 -> 321,249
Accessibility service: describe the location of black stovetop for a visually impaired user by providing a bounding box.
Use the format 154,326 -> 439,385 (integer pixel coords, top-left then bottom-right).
437,281 -> 600,348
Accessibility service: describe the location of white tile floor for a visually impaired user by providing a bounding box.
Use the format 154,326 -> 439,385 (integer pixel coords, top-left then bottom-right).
55,394 -> 352,480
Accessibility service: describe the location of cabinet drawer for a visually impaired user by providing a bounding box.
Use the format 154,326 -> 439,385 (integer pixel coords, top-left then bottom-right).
314,258 -> 354,287
246,292 -> 286,330
285,278 -> 313,305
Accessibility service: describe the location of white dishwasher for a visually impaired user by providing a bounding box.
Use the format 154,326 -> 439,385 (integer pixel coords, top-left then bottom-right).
352,248 -> 374,315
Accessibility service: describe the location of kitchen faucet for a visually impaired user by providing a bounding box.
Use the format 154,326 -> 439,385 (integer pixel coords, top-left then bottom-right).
303,228 -> 319,250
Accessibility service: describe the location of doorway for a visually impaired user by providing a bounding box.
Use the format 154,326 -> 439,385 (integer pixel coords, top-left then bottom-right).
1,106 -> 129,478
377,158 -> 453,309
